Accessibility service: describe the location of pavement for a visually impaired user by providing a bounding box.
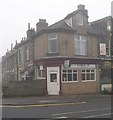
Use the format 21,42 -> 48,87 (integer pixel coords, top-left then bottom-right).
1,94 -> 112,106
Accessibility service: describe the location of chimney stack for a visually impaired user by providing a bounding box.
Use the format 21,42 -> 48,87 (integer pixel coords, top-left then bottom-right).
77,4 -> 88,17
78,4 -> 85,10
36,19 -> 48,32
27,23 -> 35,38
28,23 -> 30,30
16,40 -> 17,45
11,43 -> 13,50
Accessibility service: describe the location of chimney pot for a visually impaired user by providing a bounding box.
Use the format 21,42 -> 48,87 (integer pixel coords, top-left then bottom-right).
16,40 -> 17,45
11,43 -> 13,50
28,23 -> 30,30
78,4 -> 85,10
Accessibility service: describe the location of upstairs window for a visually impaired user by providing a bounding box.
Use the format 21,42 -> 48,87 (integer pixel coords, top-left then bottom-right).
76,13 -> 83,25
75,35 -> 87,55
18,49 -> 22,63
106,40 -> 111,56
26,46 -> 29,61
48,33 -> 58,53
65,17 -> 72,27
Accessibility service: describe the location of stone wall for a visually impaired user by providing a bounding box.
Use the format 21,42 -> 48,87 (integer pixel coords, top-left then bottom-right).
3,79 -> 46,97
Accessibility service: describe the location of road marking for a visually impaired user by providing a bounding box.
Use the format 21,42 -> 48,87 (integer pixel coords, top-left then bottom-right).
39,100 -> 58,103
56,116 -> 68,119
52,107 -> 111,116
1,101 -> 86,108
83,112 -> 113,118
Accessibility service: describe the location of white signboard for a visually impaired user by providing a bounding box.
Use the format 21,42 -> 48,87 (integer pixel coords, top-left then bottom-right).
64,60 -> 70,68
70,64 -> 95,69
100,43 -> 106,55
101,84 -> 112,92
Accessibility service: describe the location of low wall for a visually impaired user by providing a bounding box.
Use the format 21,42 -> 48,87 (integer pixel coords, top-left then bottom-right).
3,80 -> 46,97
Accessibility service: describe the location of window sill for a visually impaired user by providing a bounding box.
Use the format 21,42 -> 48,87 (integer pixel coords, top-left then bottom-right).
62,81 -> 78,83
36,77 -> 46,80
46,52 -> 59,56
82,80 -> 96,82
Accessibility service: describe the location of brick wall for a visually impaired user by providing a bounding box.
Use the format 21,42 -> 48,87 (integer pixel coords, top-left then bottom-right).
3,79 -> 46,97
62,81 -> 98,95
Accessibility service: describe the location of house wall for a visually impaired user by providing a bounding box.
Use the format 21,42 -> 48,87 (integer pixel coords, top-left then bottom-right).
34,32 -> 98,59
2,50 -> 17,85
17,41 -> 33,70
34,33 -> 48,59
87,35 -> 98,57
16,39 -> 34,81
58,32 -> 75,57
62,82 -> 97,95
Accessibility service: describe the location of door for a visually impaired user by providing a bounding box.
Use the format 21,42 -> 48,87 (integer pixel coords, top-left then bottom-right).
47,67 -> 60,95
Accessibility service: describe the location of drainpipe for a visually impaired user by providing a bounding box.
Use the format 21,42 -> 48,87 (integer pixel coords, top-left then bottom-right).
15,41 -> 19,81
111,20 -> 113,93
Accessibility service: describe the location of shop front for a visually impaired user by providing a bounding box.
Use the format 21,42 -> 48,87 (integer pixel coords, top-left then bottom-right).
34,57 -> 99,95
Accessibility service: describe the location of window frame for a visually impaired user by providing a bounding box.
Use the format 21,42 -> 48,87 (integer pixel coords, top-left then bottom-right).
81,69 -> 96,82
106,40 -> 111,57
48,33 -> 58,53
75,35 -> 87,55
26,46 -> 30,61
36,65 -> 46,79
62,69 -> 78,83
18,48 -> 22,63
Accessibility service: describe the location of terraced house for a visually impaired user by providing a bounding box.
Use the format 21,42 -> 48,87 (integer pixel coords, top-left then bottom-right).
90,16 -> 112,93
2,4 -> 112,96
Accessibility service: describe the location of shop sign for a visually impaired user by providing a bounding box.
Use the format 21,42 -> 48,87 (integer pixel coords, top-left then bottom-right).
70,64 -> 95,69
64,60 -> 70,68
39,65 -> 43,70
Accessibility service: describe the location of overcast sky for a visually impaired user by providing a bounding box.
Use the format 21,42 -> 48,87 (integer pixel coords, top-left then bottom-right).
0,0 -> 112,57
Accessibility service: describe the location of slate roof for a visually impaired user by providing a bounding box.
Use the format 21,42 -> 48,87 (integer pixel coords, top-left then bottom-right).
90,16 -> 112,36
48,16 -> 106,36
48,19 -> 76,31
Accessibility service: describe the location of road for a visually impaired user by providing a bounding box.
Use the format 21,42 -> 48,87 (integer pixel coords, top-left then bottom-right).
1,95 -> 113,119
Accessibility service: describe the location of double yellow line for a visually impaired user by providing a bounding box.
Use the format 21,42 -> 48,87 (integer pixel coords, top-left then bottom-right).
2,101 -> 86,108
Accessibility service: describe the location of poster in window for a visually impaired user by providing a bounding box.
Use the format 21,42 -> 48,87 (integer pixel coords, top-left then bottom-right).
100,43 -> 106,55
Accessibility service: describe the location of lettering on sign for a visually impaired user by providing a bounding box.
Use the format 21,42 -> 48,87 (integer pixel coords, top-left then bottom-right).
70,64 -> 95,69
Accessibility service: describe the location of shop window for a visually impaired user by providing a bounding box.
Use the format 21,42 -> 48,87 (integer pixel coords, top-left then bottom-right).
37,65 -> 45,79
48,33 -> 58,53
62,69 -> 78,82
75,35 -> 87,55
82,69 -> 95,81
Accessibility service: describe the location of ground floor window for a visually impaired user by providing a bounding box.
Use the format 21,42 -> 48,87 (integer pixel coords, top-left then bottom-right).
62,69 -> 78,82
62,67 -> 96,82
82,69 -> 95,81
36,65 -> 45,79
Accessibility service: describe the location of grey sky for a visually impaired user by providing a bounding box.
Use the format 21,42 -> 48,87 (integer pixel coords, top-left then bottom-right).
0,0 -> 112,57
